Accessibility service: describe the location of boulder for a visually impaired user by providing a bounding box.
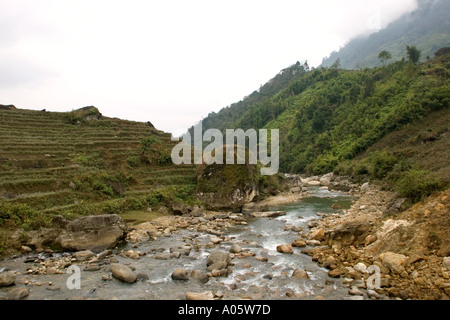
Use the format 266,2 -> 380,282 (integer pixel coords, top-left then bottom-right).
190,270 -> 209,284
172,203 -> 189,215
361,182 -> 370,192
250,211 -> 286,218
308,228 -> 325,241
186,291 -> 214,300
276,244 -> 293,254
0,271 -> 16,287
73,250 -> 96,261
230,243 -> 242,254
110,263 -> 137,283
325,216 -> 372,247
7,287 -> 29,300
292,239 -> 307,248
171,268 -> 189,281
378,252 -> 408,274
444,257 -> 450,270
292,269 -> 309,279
206,251 -> 231,270
56,214 -> 127,253
319,177 -> 331,186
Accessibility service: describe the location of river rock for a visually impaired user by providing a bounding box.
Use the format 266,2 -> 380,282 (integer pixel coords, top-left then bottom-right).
308,228 -> 325,241
190,270 -> 209,284
354,262 -> 368,274
292,269 -> 309,279
0,271 -> 16,287
250,211 -> 286,218
325,216 -> 372,246
443,257 -> 450,270
186,291 -> 214,300
206,251 -> 231,272
230,243 -> 242,254
348,286 -> 364,296
7,287 -> 29,300
56,214 -> 127,253
172,203 -> 189,215
172,268 -> 189,281
292,239 -> 307,247
110,263 -> 137,283
378,252 -> 408,274
328,269 -> 341,278
73,250 -> 96,261
276,244 -> 293,254
361,182 -> 370,192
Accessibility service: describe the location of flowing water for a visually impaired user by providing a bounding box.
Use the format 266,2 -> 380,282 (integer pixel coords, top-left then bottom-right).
0,187 -> 359,300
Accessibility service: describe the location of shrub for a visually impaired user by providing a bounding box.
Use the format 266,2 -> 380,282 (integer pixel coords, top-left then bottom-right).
395,169 -> 440,202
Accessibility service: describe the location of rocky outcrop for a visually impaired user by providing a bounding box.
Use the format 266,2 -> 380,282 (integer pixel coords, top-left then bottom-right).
196,147 -> 259,212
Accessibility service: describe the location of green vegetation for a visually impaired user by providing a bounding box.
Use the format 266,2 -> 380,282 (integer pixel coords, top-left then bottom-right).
200,50 -> 450,204
0,107 -> 199,243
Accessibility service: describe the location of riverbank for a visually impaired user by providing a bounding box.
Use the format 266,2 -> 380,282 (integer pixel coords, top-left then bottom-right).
300,185 -> 450,300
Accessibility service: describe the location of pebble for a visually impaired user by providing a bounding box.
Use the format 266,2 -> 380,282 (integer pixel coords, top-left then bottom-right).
348,286 -> 364,296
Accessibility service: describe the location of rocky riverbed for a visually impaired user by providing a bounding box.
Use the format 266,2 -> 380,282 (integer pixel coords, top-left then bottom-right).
1,175 -> 448,300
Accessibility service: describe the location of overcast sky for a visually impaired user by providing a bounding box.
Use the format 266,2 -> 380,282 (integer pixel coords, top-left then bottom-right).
0,0 -> 418,136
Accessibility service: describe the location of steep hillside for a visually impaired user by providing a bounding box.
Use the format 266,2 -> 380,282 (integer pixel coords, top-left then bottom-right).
320,0 -> 450,69
0,107 -> 198,237
199,51 -> 450,204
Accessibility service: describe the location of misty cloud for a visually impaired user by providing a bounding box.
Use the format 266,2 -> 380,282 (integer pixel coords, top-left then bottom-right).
0,0 -> 420,136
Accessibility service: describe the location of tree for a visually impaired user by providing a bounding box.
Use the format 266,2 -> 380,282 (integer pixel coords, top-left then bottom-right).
406,45 -> 421,64
378,50 -> 392,64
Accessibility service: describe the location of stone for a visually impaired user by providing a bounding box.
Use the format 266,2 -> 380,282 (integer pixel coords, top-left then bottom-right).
0,271 -> 16,287
249,211 -> 286,218
136,272 -> 149,281
378,252 -> 408,274
354,262 -> 368,274
56,214 -> 127,253
186,291 -> 214,300
7,287 -> 29,300
309,228 -> 325,241
325,216 -> 372,247
276,244 -> 293,254
20,246 -> 32,253
206,251 -> 231,268
172,203 -> 189,215
361,182 -> 370,192
171,268 -> 189,281
367,289 -> 380,299
443,257 -> 450,270
230,243 -> 242,254
73,250 -> 96,261
292,239 -> 307,248
348,286 -> 364,296
306,240 -> 321,246
84,264 -> 101,271
328,269 -> 341,278
110,263 -> 137,283
190,270 -> 209,284
292,269 -> 309,279
319,177 -> 331,186
364,234 -> 377,246
331,203 -> 342,209
210,236 -> 222,244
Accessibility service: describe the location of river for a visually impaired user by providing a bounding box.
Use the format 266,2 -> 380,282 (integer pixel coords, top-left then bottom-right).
0,187 -> 359,300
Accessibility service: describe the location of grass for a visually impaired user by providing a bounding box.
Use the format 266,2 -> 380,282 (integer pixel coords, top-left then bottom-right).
0,107 -> 198,245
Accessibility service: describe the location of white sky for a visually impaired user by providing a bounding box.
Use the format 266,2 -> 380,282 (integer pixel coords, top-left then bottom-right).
0,0 -> 418,136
